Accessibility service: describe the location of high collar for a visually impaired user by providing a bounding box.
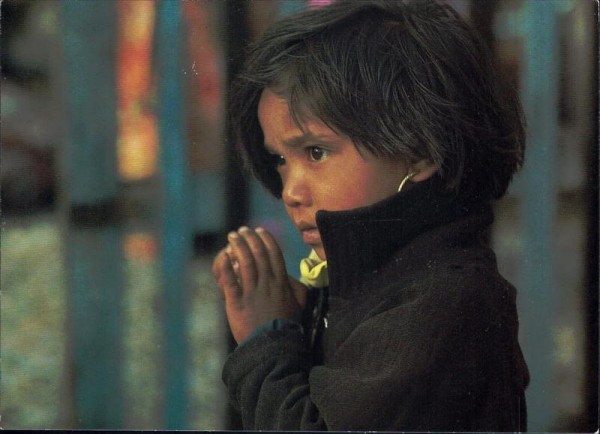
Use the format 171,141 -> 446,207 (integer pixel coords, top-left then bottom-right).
315,180 -> 492,298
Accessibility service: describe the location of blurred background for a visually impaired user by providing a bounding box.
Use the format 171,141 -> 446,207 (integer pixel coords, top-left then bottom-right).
1,0 -> 597,430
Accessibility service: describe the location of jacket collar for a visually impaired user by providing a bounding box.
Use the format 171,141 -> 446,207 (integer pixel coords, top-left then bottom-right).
315,179 -> 491,297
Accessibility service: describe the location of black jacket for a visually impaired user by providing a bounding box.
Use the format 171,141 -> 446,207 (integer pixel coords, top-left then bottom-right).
222,181 -> 530,431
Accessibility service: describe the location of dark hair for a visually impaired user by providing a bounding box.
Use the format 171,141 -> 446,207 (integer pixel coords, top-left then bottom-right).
230,0 -> 525,202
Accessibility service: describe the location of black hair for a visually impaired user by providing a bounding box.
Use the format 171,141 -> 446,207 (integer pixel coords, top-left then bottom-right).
230,0 -> 525,202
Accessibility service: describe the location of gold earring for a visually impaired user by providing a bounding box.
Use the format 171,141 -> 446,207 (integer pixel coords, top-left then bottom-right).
397,171 -> 417,193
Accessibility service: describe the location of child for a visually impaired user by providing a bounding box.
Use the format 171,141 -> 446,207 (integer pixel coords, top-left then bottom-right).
212,0 -> 529,430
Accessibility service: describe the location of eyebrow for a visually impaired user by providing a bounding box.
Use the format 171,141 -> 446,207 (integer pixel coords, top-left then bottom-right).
263,131 -> 341,154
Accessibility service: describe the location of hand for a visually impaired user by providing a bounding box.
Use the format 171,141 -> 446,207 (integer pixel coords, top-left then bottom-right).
212,226 -> 308,343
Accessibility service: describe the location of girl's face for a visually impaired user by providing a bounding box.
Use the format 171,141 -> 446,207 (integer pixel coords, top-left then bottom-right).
258,89 -> 410,260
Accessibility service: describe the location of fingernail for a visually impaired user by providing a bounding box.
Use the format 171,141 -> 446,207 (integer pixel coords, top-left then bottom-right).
256,227 -> 265,233
239,226 -> 250,233
228,231 -> 238,240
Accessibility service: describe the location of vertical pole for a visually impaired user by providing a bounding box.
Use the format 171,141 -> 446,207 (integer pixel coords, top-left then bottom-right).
62,1 -> 119,205
155,0 -> 190,429
224,0 -> 250,234
61,1 -> 124,428
66,225 -> 125,428
222,0 -> 250,428
519,1 -> 560,430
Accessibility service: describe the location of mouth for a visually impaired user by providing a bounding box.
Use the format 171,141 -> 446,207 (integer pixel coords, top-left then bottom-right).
296,222 -> 321,245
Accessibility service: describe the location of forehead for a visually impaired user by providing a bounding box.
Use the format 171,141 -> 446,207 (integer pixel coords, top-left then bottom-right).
258,88 -> 345,150
258,88 -> 293,128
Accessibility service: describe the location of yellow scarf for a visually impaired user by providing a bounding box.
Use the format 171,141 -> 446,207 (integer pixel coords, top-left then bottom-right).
299,249 -> 329,288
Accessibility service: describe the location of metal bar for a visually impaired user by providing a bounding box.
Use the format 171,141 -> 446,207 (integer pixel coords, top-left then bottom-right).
61,2 -> 124,428
221,1 -> 251,428
519,1 -> 561,430
224,0 -> 250,235
66,226 -> 125,428
156,1 -> 190,429
62,1 -> 119,205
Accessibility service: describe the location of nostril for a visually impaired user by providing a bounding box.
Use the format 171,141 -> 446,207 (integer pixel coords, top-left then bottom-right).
283,196 -> 302,209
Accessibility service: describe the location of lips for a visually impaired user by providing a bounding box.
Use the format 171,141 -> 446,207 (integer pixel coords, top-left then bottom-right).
296,222 -> 321,245
301,228 -> 321,244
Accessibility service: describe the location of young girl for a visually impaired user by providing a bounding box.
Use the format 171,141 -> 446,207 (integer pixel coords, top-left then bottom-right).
212,0 -> 529,430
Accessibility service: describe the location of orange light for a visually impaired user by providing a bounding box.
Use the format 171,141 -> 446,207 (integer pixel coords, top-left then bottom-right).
117,0 -> 158,181
124,233 -> 158,262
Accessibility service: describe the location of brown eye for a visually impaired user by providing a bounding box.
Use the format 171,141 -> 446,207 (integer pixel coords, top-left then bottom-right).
307,146 -> 328,162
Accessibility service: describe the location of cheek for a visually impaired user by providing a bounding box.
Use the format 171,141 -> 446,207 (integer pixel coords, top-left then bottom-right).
336,186 -> 374,209
320,177 -> 359,210
317,168 -> 393,211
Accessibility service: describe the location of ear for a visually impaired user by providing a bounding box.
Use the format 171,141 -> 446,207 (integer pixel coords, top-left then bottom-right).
410,160 -> 438,183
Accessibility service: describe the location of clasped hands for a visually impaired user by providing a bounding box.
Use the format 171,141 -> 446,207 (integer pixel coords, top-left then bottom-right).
212,226 -> 308,343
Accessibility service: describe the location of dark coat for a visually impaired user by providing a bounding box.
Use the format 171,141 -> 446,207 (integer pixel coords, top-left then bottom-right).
222,181 -> 530,431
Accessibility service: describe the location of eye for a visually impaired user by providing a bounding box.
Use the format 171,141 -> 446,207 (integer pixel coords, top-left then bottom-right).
307,146 -> 329,162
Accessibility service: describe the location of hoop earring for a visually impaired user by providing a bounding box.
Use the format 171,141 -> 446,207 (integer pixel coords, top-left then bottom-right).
397,171 -> 417,193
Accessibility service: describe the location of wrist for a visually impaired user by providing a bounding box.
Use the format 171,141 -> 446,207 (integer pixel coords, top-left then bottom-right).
237,318 -> 304,349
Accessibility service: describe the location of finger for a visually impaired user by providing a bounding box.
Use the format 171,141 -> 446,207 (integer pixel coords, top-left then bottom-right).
222,258 -> 243,300
228,229 -> 258,291
211,248 -> 225,278
211,248 -> 230,284
255,227 -> 287,282
226,244 -> 240,277
238,226 -> 273,281
212,248 -> 242,299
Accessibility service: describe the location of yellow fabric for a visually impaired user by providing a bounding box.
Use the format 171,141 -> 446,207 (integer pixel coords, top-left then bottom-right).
299,249 -> 329,288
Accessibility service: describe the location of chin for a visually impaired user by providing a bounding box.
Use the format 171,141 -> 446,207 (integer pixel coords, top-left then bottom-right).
314,247 -> 327,261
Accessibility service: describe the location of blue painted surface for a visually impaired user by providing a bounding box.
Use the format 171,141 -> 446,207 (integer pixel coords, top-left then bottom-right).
156,1 -> 190,429
68,226 -> 125,428
62,2 -> 119,205
62,1 -> 124,428
519,1 -> 561,430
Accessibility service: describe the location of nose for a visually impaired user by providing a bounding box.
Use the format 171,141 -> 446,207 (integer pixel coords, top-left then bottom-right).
281,168 -> 310,208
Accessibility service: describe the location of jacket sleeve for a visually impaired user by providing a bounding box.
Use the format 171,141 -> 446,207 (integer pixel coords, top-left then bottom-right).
222,328 -> 328,430
221,274 -> 526,431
